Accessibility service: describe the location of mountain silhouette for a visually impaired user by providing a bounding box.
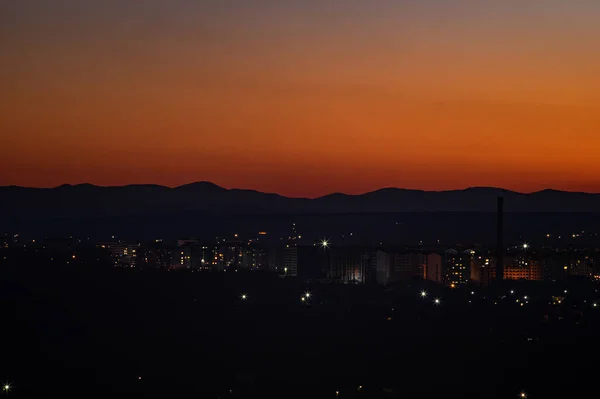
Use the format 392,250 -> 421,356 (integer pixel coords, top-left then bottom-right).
1,183 -> 600,223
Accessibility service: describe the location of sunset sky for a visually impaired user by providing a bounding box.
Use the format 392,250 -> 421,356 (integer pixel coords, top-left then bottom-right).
2,1 -> 600,197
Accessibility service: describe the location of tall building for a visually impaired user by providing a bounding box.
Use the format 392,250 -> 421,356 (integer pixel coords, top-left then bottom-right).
329,252 -> 369,284
470,255 -> 494,286
283,222 -> 299,276
424,253 -> 444,284
175,245 -> 193,269
444,249 -> 471,287
139,240 -> 172,269
373,250 -> 391,286
283,245 -> 298,276
389,252 -> 430,282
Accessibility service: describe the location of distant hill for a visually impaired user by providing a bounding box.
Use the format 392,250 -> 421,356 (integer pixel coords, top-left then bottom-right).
1,182 -> 600,222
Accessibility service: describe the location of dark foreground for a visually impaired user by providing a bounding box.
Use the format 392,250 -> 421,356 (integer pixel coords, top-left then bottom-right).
1,265 -> 599,398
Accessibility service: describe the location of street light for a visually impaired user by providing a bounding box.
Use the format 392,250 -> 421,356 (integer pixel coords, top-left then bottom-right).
320,239 -> 329,249
420,290 -> 428,298
305,292 -> 311,298
519,392 -> 527,398
2,384 -> 10,394
241,293 -> 247,300
434,298 -> 441,305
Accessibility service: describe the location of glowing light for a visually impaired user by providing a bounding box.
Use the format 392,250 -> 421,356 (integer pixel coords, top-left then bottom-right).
241,293 -> 247,300
358,385 -> 363,390
450,283 -> 456,289
523,243 -> 529,249
434,298 -> 441,305
305,292 -> 311,298
301,297 -> 306,302
519,392 -> 527,398
2,384 -> 10,393
524,296 -> 528,300
420,290 -> 428,298
320,239 -> 330,248
510,290 -> 515,294
594,303 -> 598,308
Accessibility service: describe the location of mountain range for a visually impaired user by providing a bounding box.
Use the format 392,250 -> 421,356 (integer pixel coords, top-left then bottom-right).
2,182 -> 600,221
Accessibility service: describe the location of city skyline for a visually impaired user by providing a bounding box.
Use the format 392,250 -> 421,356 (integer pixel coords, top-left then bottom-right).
2,1 -> 600,197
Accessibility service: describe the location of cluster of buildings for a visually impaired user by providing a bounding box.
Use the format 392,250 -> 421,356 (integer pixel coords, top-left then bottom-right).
288,246 -> 545,287
2,226 -> 598,287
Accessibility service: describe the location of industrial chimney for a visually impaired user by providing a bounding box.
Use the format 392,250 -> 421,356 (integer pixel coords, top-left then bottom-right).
496,196 -> 504,283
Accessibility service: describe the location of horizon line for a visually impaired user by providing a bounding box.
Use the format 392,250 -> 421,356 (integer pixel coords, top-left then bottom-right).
1,181 -> 597,198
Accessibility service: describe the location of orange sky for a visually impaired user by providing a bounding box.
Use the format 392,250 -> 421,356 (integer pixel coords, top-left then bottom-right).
1,1 -> 600,197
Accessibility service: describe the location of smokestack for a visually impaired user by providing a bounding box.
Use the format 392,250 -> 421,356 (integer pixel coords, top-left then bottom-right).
496,196 -> 504,283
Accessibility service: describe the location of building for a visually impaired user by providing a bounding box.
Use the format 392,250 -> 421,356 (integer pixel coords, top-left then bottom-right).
424,253 -> 444,284
330,253 -> 370,284
283,245 -> 298,276
571,256 -> 594,278
470,255 -> 494,286
373,250 -> 391,286
504,256 -> 542,281
444,249 -> 471,287
138,240 -> 172,269
97,241 -> 136,268
175,244 -> 193,269
391,253 -> 419,282
282,222 -> 299,276
327,247 -> 372,284
489,255 -> 543,281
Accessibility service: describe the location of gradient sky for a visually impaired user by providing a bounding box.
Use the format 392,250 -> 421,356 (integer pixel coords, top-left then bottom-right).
2,1 -> 600,197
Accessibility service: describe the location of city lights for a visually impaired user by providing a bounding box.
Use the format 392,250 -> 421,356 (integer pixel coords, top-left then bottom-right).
420,290 -> 428,298
305,292 -> 311,298
523,243 -> 529,249
301,297 -> 306,302
241,293 -> 247,300
320,239 -> 330,248
2,383 -> 10,393
519,392 -> 527,398
434,298 -> 441,305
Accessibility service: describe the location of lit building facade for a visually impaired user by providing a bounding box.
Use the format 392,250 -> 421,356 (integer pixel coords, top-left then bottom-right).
444,249 -> 471,287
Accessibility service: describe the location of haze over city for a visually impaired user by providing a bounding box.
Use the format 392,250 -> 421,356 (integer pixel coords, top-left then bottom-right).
2,1 -> 600,197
